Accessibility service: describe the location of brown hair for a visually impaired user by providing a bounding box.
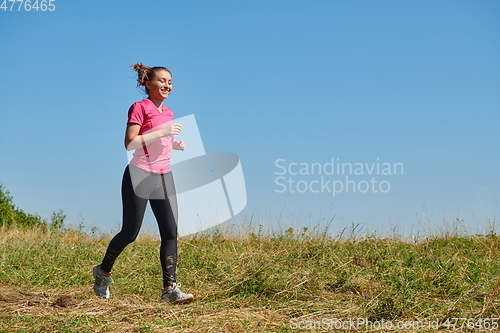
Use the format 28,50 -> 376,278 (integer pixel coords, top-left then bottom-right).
132,63 -> 172,95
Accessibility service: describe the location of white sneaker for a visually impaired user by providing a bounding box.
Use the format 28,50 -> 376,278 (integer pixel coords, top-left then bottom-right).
93,265 -> 112,299
160,283 -> 194,304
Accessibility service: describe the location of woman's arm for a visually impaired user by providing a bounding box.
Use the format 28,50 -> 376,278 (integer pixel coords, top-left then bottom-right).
124,123 -> 182,151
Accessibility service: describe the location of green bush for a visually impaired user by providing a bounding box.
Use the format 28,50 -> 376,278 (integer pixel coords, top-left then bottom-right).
0,184 -> 46,228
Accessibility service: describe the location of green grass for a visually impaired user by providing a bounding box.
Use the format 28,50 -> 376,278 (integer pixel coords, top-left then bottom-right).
1,225 -> 500,332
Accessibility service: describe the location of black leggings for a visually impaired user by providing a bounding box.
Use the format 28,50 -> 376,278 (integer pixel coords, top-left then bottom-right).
100,164 -> 178,288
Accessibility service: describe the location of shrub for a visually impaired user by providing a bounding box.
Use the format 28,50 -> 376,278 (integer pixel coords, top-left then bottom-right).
0,184 -> 46,228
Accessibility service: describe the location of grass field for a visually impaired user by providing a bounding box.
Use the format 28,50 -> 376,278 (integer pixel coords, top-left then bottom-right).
1,224 -> 500,333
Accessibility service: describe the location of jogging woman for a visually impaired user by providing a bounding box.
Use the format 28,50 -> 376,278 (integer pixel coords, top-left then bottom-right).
93,63 -> 194,304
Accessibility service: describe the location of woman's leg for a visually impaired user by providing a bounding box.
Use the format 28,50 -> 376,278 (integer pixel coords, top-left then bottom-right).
100,166 -> 149,273
149,171 -> 178,288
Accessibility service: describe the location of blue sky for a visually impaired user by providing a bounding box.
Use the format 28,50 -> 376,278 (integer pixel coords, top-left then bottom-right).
1,0 -> 499,237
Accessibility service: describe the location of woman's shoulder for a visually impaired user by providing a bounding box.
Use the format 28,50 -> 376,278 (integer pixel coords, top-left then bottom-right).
129,99 -> 154,112
133,99 -> 151,107
162,105 -> 174,112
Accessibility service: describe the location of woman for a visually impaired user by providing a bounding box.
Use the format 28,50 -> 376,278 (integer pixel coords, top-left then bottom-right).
93,63 -> 194,304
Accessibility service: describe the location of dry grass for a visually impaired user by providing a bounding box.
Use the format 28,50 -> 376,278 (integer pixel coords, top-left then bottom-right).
1,226 -> 500,332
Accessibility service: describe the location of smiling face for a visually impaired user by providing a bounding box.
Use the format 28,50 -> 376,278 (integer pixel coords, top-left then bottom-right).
145,69 -> 172,101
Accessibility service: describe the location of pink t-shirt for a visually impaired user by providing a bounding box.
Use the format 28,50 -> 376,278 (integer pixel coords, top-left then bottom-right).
128,99 -> 175,174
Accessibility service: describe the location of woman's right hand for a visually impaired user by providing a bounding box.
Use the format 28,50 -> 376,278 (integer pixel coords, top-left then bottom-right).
162,123 -> 182,137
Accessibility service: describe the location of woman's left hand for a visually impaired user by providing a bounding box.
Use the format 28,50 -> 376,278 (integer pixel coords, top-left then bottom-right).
173,140 -> 186,151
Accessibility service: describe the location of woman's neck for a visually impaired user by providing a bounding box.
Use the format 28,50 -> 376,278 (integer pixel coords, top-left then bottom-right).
148,96 -> 164,111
